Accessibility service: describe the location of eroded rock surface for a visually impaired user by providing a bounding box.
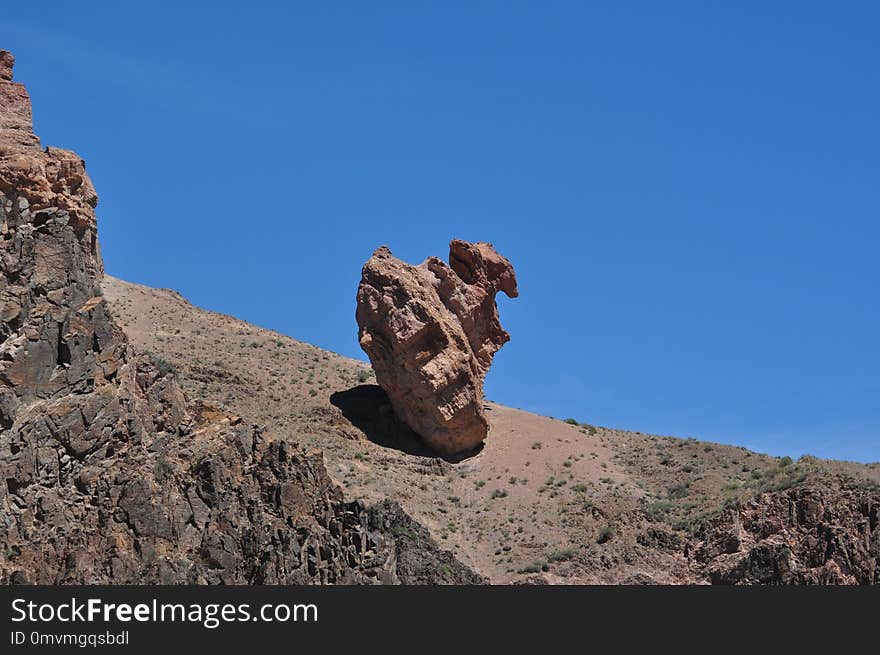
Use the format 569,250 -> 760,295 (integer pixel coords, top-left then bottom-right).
691,480 -> 880,584
356,240 -> 518,456
0,50 -> 481,585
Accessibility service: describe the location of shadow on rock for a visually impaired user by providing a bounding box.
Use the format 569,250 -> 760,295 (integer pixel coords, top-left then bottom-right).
330,385 -> 482,462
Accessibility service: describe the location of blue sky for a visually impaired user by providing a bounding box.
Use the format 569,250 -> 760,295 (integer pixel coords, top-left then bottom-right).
3,2 -> 877,462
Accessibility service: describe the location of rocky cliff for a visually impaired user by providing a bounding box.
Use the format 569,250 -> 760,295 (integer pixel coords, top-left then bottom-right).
0,49 -> 481,585
691,479 -> 879,584
356,241 -> 517,456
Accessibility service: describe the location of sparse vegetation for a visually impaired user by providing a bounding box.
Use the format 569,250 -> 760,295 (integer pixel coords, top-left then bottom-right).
647,500 -> 674,520
518,562 -> 543,574
153,355 -> 175,377
547,548 -> 576,563
153,455 -> 173,482
596,526 -> 614,544
668,482 -> 691,499
391,525 -> 416,539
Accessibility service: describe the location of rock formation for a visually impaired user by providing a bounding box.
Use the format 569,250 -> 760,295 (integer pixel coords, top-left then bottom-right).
0,49 -> 482,585
356,240 -> 518,456
691,480 -> 880,584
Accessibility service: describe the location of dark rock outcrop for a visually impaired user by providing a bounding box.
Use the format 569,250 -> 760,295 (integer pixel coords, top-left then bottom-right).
366,501 -> 486,584
356,241 -> 518,456
0,49 -> 480,585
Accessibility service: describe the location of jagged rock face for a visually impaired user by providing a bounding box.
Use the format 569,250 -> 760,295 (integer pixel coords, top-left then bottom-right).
691,481 -> 880,585
0,51 -> 41,154
0,50 -> 482,585
0,51 -> 104,431
356,240 -> 518,456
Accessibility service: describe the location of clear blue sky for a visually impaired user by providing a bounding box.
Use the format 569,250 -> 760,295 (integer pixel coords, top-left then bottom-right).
3,2 -> 877,462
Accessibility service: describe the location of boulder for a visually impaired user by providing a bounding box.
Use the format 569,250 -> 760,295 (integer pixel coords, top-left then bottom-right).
356,240 -> 518,456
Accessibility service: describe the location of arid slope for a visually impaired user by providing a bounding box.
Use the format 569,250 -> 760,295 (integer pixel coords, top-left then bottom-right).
102,275 -> 880,583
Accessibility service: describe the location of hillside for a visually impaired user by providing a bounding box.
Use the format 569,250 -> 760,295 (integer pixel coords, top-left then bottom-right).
102,275 -> 880,583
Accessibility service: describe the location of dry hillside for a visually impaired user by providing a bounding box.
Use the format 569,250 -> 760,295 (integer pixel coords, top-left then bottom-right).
102,275 -> 880,583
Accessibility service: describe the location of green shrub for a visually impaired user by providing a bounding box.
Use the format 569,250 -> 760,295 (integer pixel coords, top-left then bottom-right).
668,483 -> 691,499
763,473 -> 806,492
723,496 -> 742,510
596,526 -> 614,544
548,549 -> 576,563
154,356 -> 174,377
391,525 -> 416,539
153,455 -> 173,482
518,562 -> 543,574
646,500 -> 674,520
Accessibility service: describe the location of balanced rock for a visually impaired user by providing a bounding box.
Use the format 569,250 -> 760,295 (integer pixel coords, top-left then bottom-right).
356,240 -> 518,456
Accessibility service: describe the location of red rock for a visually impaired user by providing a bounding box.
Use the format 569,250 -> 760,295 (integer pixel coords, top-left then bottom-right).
356,240 -> 518,456
0,50 -> 41,154
0,50 -> 14,81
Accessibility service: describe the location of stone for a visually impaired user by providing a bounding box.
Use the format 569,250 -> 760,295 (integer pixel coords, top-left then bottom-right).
0,50 -> 13,81
356,239 -> 518,456
0,50 -> 41,153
